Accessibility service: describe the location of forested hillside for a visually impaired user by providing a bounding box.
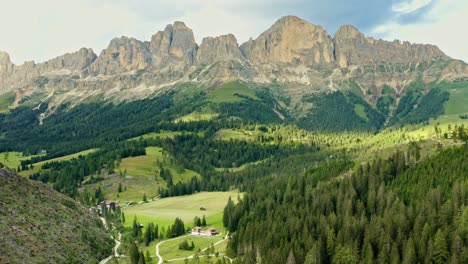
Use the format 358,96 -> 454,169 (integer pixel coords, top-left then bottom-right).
223,146 -> 468,263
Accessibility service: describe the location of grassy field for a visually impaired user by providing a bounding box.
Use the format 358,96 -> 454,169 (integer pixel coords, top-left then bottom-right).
19,149 -> 97,177
103,147 -> 201,203
122,191 -> 240,261
354,104 -> 369,122
443,83 -> 468,115
123,191 -> 240,231
214,129 -> 255,141
207,81 -> 258,103
128,131 -> 195,141
0,91 -> 15,113
0,152 -> 44,169
158,235 -> 224,260
175,112 -> 219,123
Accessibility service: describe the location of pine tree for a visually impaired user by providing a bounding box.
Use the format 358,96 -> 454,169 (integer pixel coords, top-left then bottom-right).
304,242 -> 321,264
144,226 -> 151,246
129,241 -> 140,264
432,229 -> 448,264
145,250 -> 152,262
143,193 -> 147,203
402,238 -> 416,264
202,215 -> 207,226
138,251 -> 146,264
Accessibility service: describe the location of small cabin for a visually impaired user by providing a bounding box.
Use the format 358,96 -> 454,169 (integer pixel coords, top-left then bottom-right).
207,228 -> 217,236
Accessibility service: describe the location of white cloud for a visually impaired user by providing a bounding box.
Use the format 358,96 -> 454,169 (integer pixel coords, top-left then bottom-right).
392,0 -> 432,14
373,0 -> 468,62
0,0 -> 466,64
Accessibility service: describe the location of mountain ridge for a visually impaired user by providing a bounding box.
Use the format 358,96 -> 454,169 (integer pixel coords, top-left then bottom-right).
0,15 -> 467,117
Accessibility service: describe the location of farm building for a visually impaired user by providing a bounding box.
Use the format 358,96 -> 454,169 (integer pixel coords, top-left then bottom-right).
191,226 -> 217,236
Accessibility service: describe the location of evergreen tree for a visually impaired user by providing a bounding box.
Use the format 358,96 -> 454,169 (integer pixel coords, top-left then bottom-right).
432,229 -> 448,264
403,238 -> 416,264
138,251 -> 146,264
202,215 -> 207,226
129,241 -> 140,264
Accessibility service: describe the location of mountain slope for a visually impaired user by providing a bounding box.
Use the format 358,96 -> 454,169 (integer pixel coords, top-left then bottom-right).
0,169 -> 113,263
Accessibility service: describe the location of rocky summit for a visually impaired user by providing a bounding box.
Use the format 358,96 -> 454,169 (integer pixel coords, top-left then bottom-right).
0,16 -> 467,114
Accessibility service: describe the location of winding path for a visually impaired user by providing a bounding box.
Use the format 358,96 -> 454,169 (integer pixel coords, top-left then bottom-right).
156,234 -> 191,264
156,233 -> 229,264
99,217 -> 122,264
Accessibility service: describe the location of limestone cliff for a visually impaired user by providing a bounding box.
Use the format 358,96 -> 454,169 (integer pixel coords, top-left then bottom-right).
333,25 -> 449,68
149,21 -> 197,67
240,16 -> 334,66
90,37 -> 150,75
0,15 -> 465,111
196,34 -> 246,65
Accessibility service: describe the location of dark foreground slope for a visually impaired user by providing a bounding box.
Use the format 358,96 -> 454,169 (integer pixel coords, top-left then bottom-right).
0,169 -> 113,264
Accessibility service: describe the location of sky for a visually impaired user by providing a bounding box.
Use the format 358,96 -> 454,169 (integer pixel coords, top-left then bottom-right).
0,0 -> 466,64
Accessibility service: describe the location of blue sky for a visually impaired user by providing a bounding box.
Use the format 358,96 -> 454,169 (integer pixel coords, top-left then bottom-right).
0,0 -> 466,63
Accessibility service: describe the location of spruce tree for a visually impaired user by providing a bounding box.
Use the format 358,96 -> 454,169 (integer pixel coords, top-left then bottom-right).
129,241 -> 139,264
432,229 -> 448,264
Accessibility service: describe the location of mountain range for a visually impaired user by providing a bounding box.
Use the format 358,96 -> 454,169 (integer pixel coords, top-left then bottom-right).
0,15 -> 467,120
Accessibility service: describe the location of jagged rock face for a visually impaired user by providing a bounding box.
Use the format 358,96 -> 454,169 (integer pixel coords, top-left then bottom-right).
41,48 -> 96,73
90,37 -> 150,75
0,15 -> 465,110
149,22 -> 197,66
196,34 -> 245,65
240,16 -> 334,66
0,51 -> 14,83
333,25 -> 449,68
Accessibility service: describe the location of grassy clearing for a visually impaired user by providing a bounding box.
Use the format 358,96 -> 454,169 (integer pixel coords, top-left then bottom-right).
128,131 -> 193,141
175,112 -> 219,123
104,147 -> 201,203
0,91 -> 15,113
122,192 -> 239,262
19,149 -> 97,177
122,191 -> 240,231
0,152 -> 44,169
215,158 -> 269,172
159,235 -> 223,260
207,81 -> 258,103
443,83 -> 468,115
354,104 -> 369,122
214,129 -> 255,141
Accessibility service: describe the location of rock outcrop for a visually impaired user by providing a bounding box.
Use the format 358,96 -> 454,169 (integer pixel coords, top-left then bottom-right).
196,34 -> 245,65
0,51 -> 14,83
0,15 -> 465,110
149,21 -> 198,67
240,16 -> 334,66
42,48 -> 96,73
90,37 -> 150,75
333,25 -> 449,68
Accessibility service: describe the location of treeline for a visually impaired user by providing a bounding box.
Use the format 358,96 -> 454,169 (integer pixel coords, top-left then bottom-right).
224,146 -> 468,263
298,91 -> 385,132
390,87 -> 449,125
28,142 -> 147,197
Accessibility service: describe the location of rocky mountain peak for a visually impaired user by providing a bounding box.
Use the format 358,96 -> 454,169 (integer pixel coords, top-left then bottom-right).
149,21 -> 197,66
42,48 -> 97,72
197,34 -> 245,65
90,36 -> 150,75
333,24 -> 449,67
0,51 -> 11,65
240,15 -> 334,65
